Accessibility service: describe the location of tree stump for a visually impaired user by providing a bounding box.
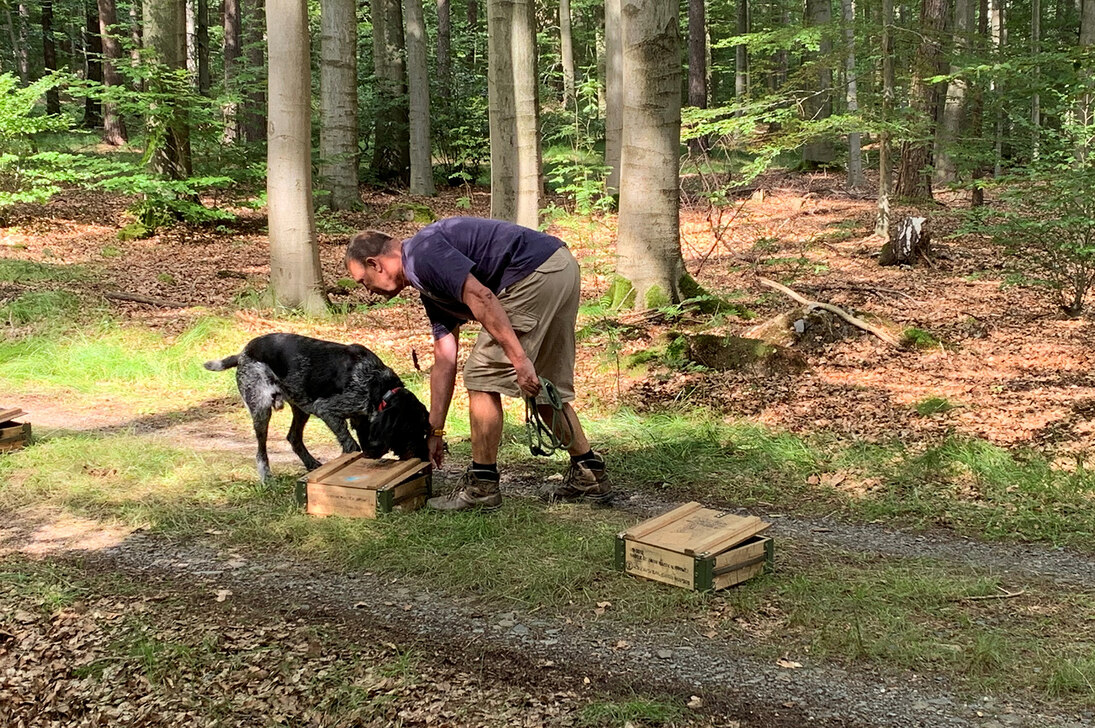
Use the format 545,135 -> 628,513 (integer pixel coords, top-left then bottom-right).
685,334 -> 808,375
879,216 -> 930,266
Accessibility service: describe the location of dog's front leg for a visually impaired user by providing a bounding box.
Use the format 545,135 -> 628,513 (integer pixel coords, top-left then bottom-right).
249,405 -> 274,482
317,413 -> 362,454
287,404 -> 322,470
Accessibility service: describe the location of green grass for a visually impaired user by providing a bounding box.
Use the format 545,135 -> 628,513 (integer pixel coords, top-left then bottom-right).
0,290 -> 82,325
902,327 -> 941,349
579,698 -> 684,726
0,258 -> 89,283
915,396 -> 958,416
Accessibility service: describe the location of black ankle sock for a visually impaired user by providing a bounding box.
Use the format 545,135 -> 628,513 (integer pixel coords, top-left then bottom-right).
571,450 -> 602,465
471,461 -> 499,477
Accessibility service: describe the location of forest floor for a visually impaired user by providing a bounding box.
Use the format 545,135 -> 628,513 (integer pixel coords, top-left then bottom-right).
2,176 -> 1095,727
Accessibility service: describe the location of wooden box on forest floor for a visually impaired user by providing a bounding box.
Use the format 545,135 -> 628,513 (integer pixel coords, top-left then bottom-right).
615,502 -> 773,591
0,408 -> 31,453
295,453 -> 432,519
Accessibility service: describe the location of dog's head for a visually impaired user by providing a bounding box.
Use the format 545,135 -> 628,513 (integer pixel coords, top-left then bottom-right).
354,387 -> 430,461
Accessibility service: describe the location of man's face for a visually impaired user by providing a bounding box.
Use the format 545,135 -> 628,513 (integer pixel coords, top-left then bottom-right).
348,256 -> 402,299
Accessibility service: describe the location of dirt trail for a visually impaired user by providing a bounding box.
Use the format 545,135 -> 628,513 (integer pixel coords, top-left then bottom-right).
6,397 -> 1095,727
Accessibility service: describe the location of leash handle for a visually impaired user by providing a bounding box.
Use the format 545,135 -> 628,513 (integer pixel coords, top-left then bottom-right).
525,377 -> 573,457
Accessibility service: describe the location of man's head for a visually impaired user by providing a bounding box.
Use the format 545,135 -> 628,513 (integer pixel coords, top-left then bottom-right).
345,230 -> 406,299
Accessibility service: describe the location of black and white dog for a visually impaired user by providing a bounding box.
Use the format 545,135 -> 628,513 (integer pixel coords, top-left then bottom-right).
205,333 -> 430,481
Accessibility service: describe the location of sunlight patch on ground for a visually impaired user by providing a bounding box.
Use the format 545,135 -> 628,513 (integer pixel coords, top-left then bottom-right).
0,509 -> 132,556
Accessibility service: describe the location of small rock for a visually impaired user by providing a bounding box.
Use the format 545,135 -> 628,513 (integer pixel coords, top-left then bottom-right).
657,649 -> 673,659
511,624 -> 529,636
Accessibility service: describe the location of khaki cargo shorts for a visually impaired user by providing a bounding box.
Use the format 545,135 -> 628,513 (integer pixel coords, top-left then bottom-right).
463,246 -> 580,404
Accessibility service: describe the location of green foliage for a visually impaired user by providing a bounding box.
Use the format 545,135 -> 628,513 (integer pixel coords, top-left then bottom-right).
902,327 -> 939,349
0,73 -> 71,215
579,699 -> 683,726
914,396 -> 957,417
0,291 -> 81,326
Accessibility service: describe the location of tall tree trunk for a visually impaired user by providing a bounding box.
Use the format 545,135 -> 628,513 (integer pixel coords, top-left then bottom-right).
841,0 -> 863,188
876,0 -> 894,236
1030,0 -> 1039,158
223,0 -> 242,142
437,0 -> 451,98
184,0 -> 209,94
144,0 -> 192,179
735,0 -> 748,99
1080,0 -> 1095,163
894,0 -> 948,200
130,0 -> 142,86
604,0 -> 623,195
560,0 -> 576,107
406,0 -> 435,195
43,0 -> 60,114
466,0 -> 478,66
98,0 -> 128,144
688,0 -> 706,109
83,1 -> 104,128
803,0 -> 834,165
990,0 -> 1004,176
614,0 -> 684,310
243,0 -> 266,142
934,0 -> 972,186
267,0 -> 328,315
970,0 -> 988,206
371,0 -> 410,184
487,0 -> 541,227
319,0 -> 360,208
17,4 -> 29,82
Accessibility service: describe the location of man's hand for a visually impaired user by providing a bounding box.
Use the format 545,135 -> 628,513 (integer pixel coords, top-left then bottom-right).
515,357 -> 541,399
428,434 -> 445,467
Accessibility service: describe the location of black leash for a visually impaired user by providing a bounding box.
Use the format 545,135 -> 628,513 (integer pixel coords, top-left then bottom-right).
524,377 -> 573,457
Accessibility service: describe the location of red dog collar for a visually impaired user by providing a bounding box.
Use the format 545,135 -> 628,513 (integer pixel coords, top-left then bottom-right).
378,387 -> 402,411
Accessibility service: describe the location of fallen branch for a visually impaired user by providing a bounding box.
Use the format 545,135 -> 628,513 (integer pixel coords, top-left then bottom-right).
104,291 -> 190,309
959,588 -> 1026,602
804,283 -> 922,303
757,277 -> 901,347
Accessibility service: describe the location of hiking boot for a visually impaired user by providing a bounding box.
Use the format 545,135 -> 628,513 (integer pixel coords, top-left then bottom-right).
427,468 -> 503,512
540,454 -> 612,504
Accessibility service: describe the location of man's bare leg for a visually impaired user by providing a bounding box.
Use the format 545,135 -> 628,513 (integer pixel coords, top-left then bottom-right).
469,389 -> 504,464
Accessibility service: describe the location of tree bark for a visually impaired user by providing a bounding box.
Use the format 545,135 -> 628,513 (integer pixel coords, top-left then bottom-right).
1030,0 -> 1039,158
222,0 -> 242,142
83,1 -> 104,128
144,0 -> 192,179
14,4 -> 29,83
43,0 -> 60,114
990,0 -> 1004,176
319,0 -> 360,208
876,0 -> 894,236
735,0 -> 748,100
1080,0 -> 1095,163
604,0 -> 623,195
487,0 -> 541,227
242,0 -> 266,142
267,0 -> 328,315
196,0 -> 209,94
98,0 -> 129,144
560,0 -> 576,107
614,0 -> 684,310
894,0 -> 949,200
371,0 -> 410,184
406,0 -> 435,195
970,0 -> 987,206
688,0 -> 706,109
466,0 -> 478,65
437,0 -> 451,98
803,0 -> 834,165
841,0 -> 862,188
934,0 -> 972,185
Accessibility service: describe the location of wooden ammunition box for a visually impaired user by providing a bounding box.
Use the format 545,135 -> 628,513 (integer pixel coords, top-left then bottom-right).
0,408 -> 31,453
295,453 -> 432,518
615,502 -> 773,591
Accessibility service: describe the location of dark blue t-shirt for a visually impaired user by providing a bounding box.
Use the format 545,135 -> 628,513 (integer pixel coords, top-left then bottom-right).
402,217 -> 564,339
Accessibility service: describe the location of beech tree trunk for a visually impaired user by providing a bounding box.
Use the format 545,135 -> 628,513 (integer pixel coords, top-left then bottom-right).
437,0 -> 450,98
876,0 -> 894,236
688,0 -> 706,109
242,0 -> 266,142
43,1 -> 60,114
319,0 -> 360,208
98,0 -> 128,144
970,0 -> 988,206
803,0 -> 834,165
144,0 -> 192,179
604,0 -> 623,195
83,1 -> 103,128
487,0 -> 541,227
406,0 -> 435,195
841,0 -> 862,188
371,0 -> 410,184
560,0 -> 576,107
735,0 -> 748,100
467,0 -> 478,65
267,0 -> 328,315
222,0 -> 242,142
613,0 -> 685,310
15,4 -> 29,83
934,0 -> 972,186
184,0 -> 211,94
894,0 -> 948,200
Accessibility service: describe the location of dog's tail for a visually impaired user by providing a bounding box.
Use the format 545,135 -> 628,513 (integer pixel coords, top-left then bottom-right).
203,355 -> 240,372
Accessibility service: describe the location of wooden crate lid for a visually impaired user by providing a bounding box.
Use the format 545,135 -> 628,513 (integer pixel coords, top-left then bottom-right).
308,452 -> 429,491
620,501 -> 770,558
0,407 -> 25,425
